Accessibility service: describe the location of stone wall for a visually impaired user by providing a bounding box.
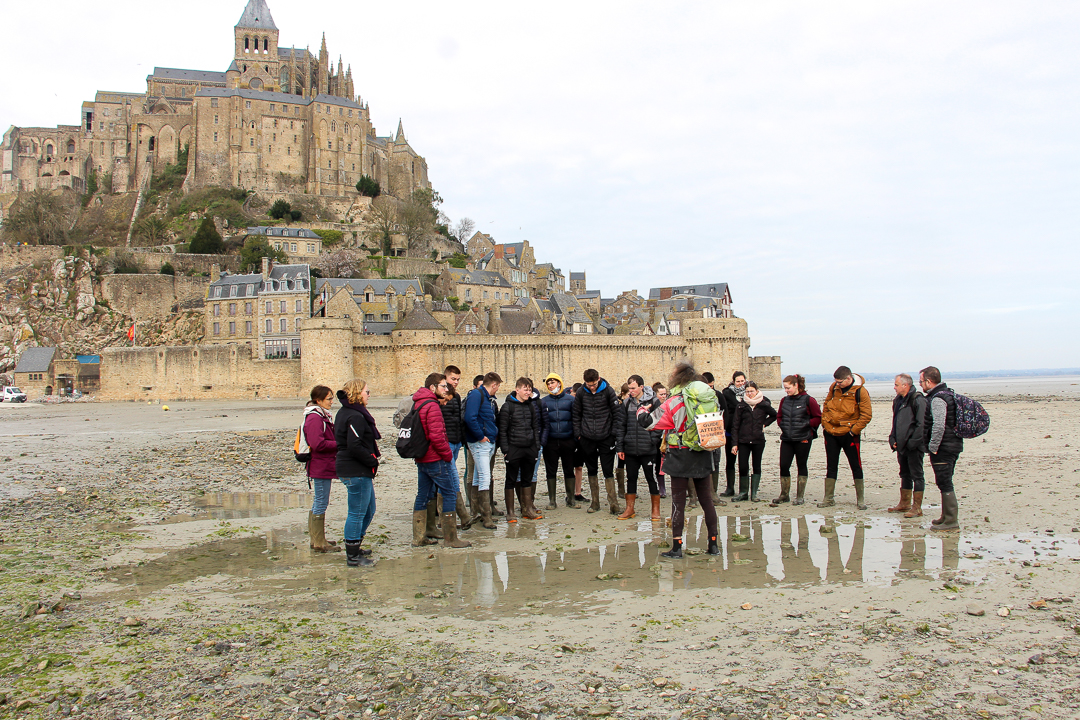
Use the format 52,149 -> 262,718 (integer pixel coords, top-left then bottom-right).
360,256 -> 444,280
99,274 -> 209,319
100,344 -> 299,400
0,243 -> 63,272
748,355 -> 783,388
112,250 -> 241,275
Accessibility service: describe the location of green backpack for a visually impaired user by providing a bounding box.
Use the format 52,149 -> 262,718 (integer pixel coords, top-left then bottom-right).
666,380 -> 721,451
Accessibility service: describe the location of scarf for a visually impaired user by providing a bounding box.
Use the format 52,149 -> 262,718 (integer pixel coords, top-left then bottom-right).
357,405 -> 382,440
744,392 -> 764,408
729,383 -> 746,401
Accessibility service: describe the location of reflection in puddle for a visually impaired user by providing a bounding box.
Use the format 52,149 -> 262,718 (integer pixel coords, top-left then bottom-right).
163,491 -> 313,524
104,514 -> 1080,618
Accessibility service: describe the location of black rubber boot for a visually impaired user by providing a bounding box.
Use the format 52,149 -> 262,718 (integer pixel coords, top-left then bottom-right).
546,477 -> 559,510
661,539 -> 684,559
707,536 -> 720,555
734,475 -> 749,502
564,478 -> 579,508
345,541 -> 373,567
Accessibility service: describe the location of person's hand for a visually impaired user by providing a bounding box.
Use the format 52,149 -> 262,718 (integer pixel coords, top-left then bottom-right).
731,446 -> 738,455
618,452 -> 625,460
482,436 -> 489,443
636,406 -> 647,415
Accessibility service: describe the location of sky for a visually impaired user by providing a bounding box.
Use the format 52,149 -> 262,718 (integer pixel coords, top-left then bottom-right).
3,1 -> 1078,374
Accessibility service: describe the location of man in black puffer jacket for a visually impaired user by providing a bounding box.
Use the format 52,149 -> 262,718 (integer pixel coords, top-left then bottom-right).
498,377 -> 545,521
616,375 -> 662,521
572,368 -> 626,515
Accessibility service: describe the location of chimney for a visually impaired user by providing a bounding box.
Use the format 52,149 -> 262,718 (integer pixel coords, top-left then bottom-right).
494,245 -> 504,260
424,294 -> 433,312
210,263 -> 220,283
261,256 -> 270,281
487,304 -> 501,334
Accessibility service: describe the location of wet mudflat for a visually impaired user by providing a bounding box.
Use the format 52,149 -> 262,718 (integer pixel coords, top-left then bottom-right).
1,394 -> 1079,719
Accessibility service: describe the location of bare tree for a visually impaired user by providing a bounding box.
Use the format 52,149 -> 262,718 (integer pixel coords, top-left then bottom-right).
1,189 -> 72,245
363,196 -> 399,254
453,217 -> 476,246
397,192 -> 435,254
314,248 -> 364,278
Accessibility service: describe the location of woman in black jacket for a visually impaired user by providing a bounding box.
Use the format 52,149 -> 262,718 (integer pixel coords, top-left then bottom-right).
730,381 -> 777,503
498,377 -> 544,522
334,378 -> 381,567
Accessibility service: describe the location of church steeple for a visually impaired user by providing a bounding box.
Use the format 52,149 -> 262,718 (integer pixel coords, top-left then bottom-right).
233,0 -> 279,91
318,33 -> 329,95
236,0 -> 277,30
396,119 -> 406,143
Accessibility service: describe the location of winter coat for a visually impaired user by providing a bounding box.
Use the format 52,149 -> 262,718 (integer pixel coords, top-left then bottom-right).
441,391 -> 464,445
572,378 -> 625,444
729,396 -> 777,446
923,383 -> 964,456
721,386 -> 740,437
463,384 -> 498,443
498,393 -> 543,461
618,387 -> 662,456
776,392 -> 822,442
411,387 -> 452,464
637,391 -> 713,479
304,405 -> 338,479
890,390 -> 927,454
334,390 -> 380,478
822,374 -> 873,436
541,390 -> 575,441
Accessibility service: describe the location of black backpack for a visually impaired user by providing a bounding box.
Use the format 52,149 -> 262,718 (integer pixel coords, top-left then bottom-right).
396,399 -> 437,459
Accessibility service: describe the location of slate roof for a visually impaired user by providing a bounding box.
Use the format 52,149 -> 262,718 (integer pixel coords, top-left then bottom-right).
236,0 -> 278,30
196,87 -> 309,104
150,67 -> 228,84
395,303 -> 445,331
550,293 -> 592,324
576,290 -> 601,300
316,278 -> 421,296
361,321 -> 396,335
498,308 -> 538,335
648,283 -> 729,300
209,264 -> 310,298
445,268 -> 511,288
14,347 -> 56,373
570,271 -> 585,281
208,272 -> 262,298
246,226 -> 321,239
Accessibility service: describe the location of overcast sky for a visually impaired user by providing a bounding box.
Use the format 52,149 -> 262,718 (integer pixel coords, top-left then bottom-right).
4,1 -> 1078,374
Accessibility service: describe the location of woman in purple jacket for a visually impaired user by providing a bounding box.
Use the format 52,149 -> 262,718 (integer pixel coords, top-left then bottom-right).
305,385 -> 340,553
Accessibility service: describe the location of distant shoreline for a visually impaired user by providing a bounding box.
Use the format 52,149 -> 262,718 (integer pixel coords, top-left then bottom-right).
800,368 -> 1080,383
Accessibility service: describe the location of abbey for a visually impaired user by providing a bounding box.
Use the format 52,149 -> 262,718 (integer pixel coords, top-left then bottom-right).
1,0 -> 429,199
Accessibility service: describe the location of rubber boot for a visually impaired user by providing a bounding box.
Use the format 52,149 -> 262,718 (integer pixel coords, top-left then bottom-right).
425,499 -> 443,539
564,478 -> 579,508
310,513 -> 340,552
456,491 -> 473,529
661,538 -> 683,559
618,493 -> 636,519
467,481 -> 480,516
793,476 -> 808,506
307,511 -> 315,549
750,473 -> 763,502
605,477 -> 623,515
734,475 -> 749,502
707,536 -> 720,555
441,512 -> 472,548
816,477 -> 836,507
546,477 -> 559,510
888,489 -> 912,513
587,476 -> 601,513
720,468 -> 736,497
650,494 -> 661,521
616,467 -> 626,499
489,487 -> 505,517
504,488 -> 518,523
904,491 -> 923,518
478,490 -> 497,529
412,510 -> 436,546
771,476 -> 791,506
356,536 -> 372,557
932,491 -> 959,530
522,485 -> 543,520
854,478 -> 868,510
345,540 -> 373,567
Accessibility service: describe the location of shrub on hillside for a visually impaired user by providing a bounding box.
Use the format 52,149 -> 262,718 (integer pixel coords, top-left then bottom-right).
189,218 -> 223,254
356,175 -> 381,198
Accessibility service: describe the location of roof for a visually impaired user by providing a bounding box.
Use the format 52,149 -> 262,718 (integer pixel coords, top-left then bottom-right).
246,226 -> 321,239
550,293 -> 592,324
150,67 -> 228,84
361,321 -> 396,335
570,271 -> 585,281
76,355 -> 101,364
445,268 -> 512,288
196,87 -> 309,104
208,272 -> 262,298
498,308 -> 539,335
236,0 -> 277,30
14,347 -> 56,373
648,283 -> 730,300
395,303 -> 445,331
576,290 -> 601,299
316,278 -> 421,296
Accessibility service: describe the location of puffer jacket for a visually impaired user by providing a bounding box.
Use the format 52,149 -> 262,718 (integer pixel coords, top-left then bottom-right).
924,383 -> 964,456
303,405 -> 338,479
498,393 -> 542,461
463,384 -> 498,443
441,391 -> 464,445
411,387 -> 452,464
822,373 -> 873,436
890,390 -> 927,454
777,392 -> 822,442
334,390 -> 380,478
637,388 -> 713,479
572,378 -> 625,444
619,387 -> 661,455
541,390 -> 575,441
729,396 -> 778,445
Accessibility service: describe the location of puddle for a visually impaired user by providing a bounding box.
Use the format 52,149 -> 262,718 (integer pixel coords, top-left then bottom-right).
102,514 -> 1080,618
100,492 -> 312,530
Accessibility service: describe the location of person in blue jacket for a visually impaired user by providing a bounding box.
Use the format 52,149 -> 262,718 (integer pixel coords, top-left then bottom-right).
463,371 -> 503,528
540,372 -> 578,509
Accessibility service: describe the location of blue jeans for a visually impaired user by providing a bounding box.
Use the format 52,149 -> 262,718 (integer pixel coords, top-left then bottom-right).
532,446 -> 542,483
340,476 -> 375,542
310,478 -> 332,516
467,440 -> 495,492
449,442 -> 462,495
415,460 -> 456,513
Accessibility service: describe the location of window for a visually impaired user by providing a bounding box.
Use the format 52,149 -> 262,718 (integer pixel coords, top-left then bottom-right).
295,299 -> 303,312
213,322 -> 220,335
465,289 -> 471,300
245,321 -> 253,334
280,318 -> 287,333
103,109 -> 110,117
495,292 -> 501,300
211,98 -> 219,108
291,243 -> 297,252
214,115 -> 218,124
246,101 -> 251,109
213,304 -> 220,316
381,314 -> 390,321
364,313 -> 375,321
279,300 -> 287,313
245,302 -> 252,315
265,319 -> 272,333
274,242 -> 281,250
265,301 -> 272,313
214,132 -> 218,142
294,318 -> 301,330
269,104 -> 275,112
228,303 -> 236,316
483,291 -> 488,299
229,321 -> 236,335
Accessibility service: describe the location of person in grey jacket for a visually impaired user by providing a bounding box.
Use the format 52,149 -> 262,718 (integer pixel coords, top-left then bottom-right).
920,366 -> 964,530
888,373 -> 927,518
616,375 -> 662,521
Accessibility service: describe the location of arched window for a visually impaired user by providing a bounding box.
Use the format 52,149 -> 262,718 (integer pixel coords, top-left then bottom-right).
66,141 -> 75,153
45,144 -> 54,156
148,137 -> 155,151
331,120 -> 335,132
263,38 -> 268,51
280,67 -> 290,89
244,36 -> 250,52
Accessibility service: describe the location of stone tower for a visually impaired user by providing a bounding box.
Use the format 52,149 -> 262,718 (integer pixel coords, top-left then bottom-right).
233,0 -> 281,92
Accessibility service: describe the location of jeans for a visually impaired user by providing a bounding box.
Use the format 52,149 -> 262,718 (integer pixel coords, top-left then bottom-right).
340,476 -> 375,542
449,442 -> 462,495
467,440 -> 495,491
824,432 -> 863,480
310,478 -> 332,515
415,460 -> 457,513
532,447 -> 541,483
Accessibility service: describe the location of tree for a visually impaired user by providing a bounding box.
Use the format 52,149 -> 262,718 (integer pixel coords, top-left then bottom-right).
398,189 -> 440,254
453,217 -> 476,246
363,195 -> 398,254
356,175 -> 381,198
189,217 -> 223,254
136,216 -> 170,244
448,252 -> 469,268
1,189 -> 71,245
314,248 -> 363,278
239,236 -> 287,272
269,199 -> 292,220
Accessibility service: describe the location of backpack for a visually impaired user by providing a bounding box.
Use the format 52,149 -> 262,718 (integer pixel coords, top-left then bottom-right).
942,389 -> 990,439
293,423 -> 311,463
396,399 -> 437,459
666,380 -> 724,451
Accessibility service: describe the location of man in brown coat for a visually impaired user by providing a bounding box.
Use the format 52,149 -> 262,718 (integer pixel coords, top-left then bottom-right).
818,365 -> 872,509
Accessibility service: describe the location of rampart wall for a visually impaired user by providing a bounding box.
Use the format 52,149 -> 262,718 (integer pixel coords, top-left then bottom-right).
0,243 -> 63,272
99,274 -> 209,319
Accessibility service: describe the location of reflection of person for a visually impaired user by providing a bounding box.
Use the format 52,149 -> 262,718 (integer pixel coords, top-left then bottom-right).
773,374 -> 821,506
729,381 -> 777,503
333,379 -> 380,567
888,373 -> 927,517
819,366 -> 873,509
638,362 -> 720,558
304,385 -> 340,553
920,366 -> 964,530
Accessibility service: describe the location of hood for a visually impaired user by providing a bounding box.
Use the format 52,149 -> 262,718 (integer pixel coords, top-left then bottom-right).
507,391 -> 534,404
544,372 -> 564,394
304,405 -> 329,417
336,389 -> 363,412
834,374 -> 866,392
412,387 -> 439,403
584,379 -> 609,395
626,386 -> 655,405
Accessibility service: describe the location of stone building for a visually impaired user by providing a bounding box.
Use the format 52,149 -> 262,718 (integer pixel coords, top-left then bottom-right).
314,278 -> 420,335
205,258 -> 310,358
649,283 -> 733,318
244,226 -> 321,262
474,241 -> 535,299
569,271 -> 587,295
1,0 -> 429,199
434,268 -> 514,306
13,347 -> 57,397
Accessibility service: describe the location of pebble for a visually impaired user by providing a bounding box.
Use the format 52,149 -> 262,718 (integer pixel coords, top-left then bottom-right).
997,607 -> 1011,617
966,604 -> 985,617
987,694 -> 1009,706
652,677 -> 668,687
816,694 -> 831,706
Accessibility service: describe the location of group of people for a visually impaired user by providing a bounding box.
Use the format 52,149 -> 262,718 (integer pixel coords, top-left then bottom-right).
299,360 -> 965,566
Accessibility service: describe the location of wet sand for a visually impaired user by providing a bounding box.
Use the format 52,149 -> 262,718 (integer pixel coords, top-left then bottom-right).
1,384 -> 1078,718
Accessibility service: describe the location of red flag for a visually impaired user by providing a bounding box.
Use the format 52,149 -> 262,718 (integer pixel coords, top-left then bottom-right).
127,323 -> 135,342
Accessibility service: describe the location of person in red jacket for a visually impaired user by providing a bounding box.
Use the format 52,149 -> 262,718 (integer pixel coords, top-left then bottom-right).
304,385 -> 340,553
410,373 -> 471,548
